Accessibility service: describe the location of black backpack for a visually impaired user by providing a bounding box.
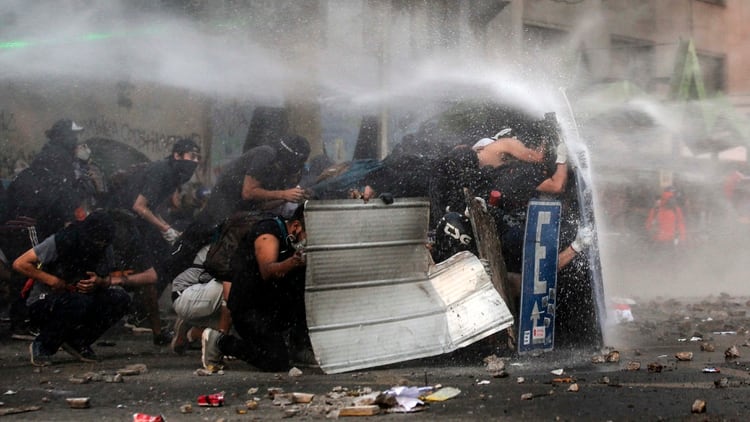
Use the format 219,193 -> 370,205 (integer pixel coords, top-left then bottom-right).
204,211 -> 281,281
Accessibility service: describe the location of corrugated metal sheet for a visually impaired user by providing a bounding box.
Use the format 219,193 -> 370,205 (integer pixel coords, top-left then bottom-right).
304,198 -> 514,374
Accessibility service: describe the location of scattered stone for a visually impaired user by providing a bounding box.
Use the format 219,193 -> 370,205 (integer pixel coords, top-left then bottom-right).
247,387 -> 259,395
626,361 -> 641,371
600,376 -> 610,384
516,377 -> 525,384
714,378 -> 729,389
725,345 -> 740,359
117,364 -> 148,376
272,393 -> 295,406
591,355 -> 606,364
647,362 -> 663,373
236,407 -> 247,414
104,374 -> 123,383
691,399 -> 706,413
700,343 -> 715,352
339,405 -> 380,416
179,403 -> 193,414
675,352 -> 693,361
293,392 -> 314,403
288,367 -> 303,377
567,383 -> 579,392
606,351 -> 620,363
194,368 -> 212,376
550,369 -> 564,376
521,393 -> 534,400
68,375 -> 92,384
245,400 -> 258,410
484,354 -> 507,378
66,397 -> 90,409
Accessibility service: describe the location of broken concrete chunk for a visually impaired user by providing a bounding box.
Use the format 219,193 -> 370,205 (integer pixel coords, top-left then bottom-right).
626,361 -> 641,371
339,405 -> 380,416
647,362 -> 663,373
288,367 -> 303,377
272,393 -> 294,406
605,351 -> 620,363
521,393 -> 534,400
567,383 -> 579,392
725,345 -> 740,359
700,343 -> 715,352
66,397 -> 90,409
292,392 -> 314,403
691,399 -> 707,413
117,364 -> 148,376
591,355 -> 606,364
675,352 -> 693,361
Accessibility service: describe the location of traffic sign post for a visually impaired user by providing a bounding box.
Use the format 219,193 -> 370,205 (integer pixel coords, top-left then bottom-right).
518,200 -> 561,354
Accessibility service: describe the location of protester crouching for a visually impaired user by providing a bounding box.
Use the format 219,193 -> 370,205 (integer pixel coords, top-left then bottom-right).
12,211 -> 131,366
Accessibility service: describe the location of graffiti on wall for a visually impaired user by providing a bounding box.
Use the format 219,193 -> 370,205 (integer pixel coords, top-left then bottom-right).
80,116 -> 201,156
210,100 -> 255,174
0,110 -> 26,179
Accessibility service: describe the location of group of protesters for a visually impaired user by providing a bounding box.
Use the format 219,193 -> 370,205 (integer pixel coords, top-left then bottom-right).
0,112 -> 595,371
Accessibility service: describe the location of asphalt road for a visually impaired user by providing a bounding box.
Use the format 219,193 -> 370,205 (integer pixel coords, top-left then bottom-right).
2,296 -> 750,421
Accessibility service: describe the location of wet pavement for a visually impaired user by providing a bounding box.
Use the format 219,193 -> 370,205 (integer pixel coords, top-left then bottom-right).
2,295 -> 750,421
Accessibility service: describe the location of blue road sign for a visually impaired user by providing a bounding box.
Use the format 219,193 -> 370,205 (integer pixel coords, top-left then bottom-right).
518,200 -> 562,354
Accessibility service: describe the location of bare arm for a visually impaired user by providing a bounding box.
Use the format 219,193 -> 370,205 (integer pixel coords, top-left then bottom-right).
13,249 -> 67,291
255,234 -> 305,281
132,194 -> 171,233
111,267 -> 158,287
241,175 -> 306,203
536,163 -> 569,194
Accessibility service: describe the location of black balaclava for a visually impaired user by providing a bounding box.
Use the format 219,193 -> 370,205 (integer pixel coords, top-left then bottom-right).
51,210 -> 115,283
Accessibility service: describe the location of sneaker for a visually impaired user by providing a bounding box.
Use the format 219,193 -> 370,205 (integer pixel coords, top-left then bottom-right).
153,330 -> 173,346
60,343 -> 99,363
171,317 -> 190,355
29,341 -> 53,367
11,323 -> 40,341
201,328 -> 224,372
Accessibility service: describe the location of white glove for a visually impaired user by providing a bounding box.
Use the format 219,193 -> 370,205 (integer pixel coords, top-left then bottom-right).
555,143 -> 568,164
570,226 -> 593,253
162,227 -> 181,245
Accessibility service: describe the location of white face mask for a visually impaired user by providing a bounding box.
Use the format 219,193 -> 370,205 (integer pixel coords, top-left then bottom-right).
76,144 -> 91,161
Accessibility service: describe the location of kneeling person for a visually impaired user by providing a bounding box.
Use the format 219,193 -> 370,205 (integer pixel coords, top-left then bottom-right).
13,211 -> 131,366
170,245 -> 230,354
201,204 -> 309,372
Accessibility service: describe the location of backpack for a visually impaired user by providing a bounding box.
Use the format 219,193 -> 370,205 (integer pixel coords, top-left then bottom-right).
203,211 -> 282,281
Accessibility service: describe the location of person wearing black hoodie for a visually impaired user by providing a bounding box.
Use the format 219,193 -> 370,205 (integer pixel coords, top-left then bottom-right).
13,211 -> 130,366
106,138 -> 201,345
4,119 -> 85,240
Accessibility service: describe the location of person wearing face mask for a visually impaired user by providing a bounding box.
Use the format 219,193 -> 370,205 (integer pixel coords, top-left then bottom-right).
4,119 -> 86,240
72,141 -> 108,220
200,203 -> 311,372
160,135 -> 311,290
13,211 -> 131,366
106,138 -> 201,345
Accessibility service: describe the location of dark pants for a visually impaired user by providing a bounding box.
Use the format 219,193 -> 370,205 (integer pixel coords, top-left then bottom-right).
28,288 -> 131,354
218,309 -> 290,372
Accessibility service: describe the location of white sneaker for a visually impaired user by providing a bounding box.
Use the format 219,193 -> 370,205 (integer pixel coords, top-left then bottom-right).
200,328 -> 224,372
